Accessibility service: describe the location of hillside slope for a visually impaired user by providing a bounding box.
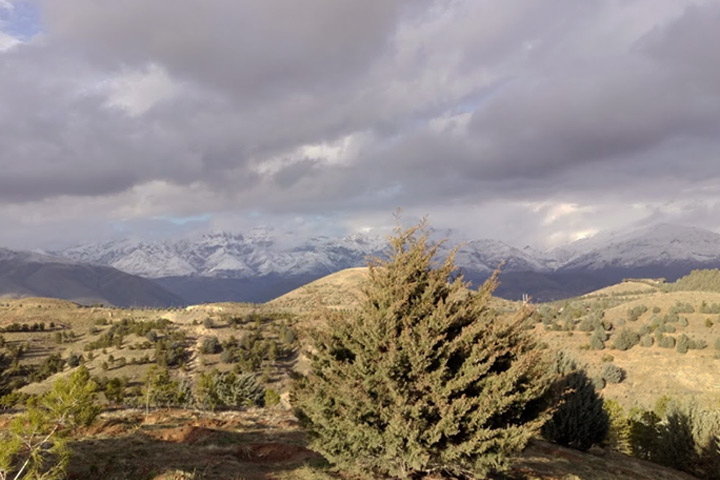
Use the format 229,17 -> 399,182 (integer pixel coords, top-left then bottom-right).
0,248 -> 183,307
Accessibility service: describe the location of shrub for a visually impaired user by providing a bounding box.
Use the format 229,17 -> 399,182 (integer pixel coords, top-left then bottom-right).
220,349 -> 234,364
200,336 -> 221,355
104,377 -> 127,404
264,388 -> 281,407
66,352 -> 83,368
143,365 -> 192,408
542,369 -> 609,451
590,331 -> 605,350
203,318 -> 215,329
292,221 -> 554,479
592,375 -> 606,391
677,334 -> 690,354
578,318 -> 594,332
627,305 -> 648,322
612,328 -> 640,351
603,399 -> 631,453
656,333 -> 676,349
639,334 -> 654,347
194,370 -> 265,411
661,323 -> 676,333
602,364 -> 626,384
679,317 -> 689,327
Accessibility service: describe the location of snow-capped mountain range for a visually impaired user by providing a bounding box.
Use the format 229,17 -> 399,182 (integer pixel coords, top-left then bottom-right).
8,222 -> 718,306
56,223 -> 720,280
57,229 -> 390,279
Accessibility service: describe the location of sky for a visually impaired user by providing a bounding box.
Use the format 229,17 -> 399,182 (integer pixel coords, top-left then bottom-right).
1,0 -> 720,251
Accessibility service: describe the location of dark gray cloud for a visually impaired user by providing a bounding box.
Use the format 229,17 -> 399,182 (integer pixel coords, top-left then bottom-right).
0,0 -> 719,249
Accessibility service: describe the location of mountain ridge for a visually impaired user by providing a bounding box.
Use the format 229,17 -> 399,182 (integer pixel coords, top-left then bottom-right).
0,247 -> 184,308
35,222 -> 720,303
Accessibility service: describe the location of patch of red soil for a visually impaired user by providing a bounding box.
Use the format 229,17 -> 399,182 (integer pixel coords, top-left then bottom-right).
235,442 -> 319,464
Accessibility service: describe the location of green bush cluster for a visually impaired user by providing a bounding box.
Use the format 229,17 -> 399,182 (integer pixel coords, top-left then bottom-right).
612,328 -> 640,351
220,332 -> 291,372
84,318 -> 172,351
670,302 -> 695,314
154,335 -> 189,367
199,335 -> 222,354
29,353 -> 66,383
700,301 -> 720,314
627,305 -> 648,322
590,328 -> 606,350
601,363 -> 625,384
605,398 -> 720,479
194,370 -> 265,411
656,332 -> 676,348
672,269 -> 720,293
0,322 -> 47,333
676,333 -> 707,354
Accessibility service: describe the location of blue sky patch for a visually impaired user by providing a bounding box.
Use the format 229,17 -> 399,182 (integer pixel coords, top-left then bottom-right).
0,0 -> 42,40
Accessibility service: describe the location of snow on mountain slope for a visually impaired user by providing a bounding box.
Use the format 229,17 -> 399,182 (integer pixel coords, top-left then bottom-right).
56,230 -> 547,279
55,223 -> 720,282
559,223 -> 720,270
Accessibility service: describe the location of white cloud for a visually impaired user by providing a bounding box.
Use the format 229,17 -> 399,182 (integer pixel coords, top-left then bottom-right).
0,30 -> 19,51
1,0 -> 720,249
103,63 -> 181,116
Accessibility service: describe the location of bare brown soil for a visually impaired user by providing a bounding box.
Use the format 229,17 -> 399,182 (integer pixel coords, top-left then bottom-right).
4,408 -> 688,480
64,408 -> 322,480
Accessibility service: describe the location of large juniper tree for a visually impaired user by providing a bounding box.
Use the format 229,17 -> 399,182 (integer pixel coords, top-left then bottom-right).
293,221 -> 554,479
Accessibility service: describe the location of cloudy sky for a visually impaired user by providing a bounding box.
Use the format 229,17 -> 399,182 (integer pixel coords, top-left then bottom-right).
1,0 -> 719,250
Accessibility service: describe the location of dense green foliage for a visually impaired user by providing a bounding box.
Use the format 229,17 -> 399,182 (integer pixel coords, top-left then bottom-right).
672,269 -> 720,293
194,370 -> 265,411
0,366 -> 100,480
605,399 -> 720,480
612,328 -> 640,351
541,353 -> 609,451
293,222 -> 553,479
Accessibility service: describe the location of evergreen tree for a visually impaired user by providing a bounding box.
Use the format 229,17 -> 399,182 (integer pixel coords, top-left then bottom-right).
0,366 -> 100,480
541,354 -> 608,451
293,221 -> 553,479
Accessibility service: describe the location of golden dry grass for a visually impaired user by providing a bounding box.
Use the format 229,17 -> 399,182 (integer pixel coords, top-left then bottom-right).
267,267 -> 370,312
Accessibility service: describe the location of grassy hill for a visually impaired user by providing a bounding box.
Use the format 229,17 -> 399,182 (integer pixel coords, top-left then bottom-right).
4,268 -> 720,479
267,267 -> 369,312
